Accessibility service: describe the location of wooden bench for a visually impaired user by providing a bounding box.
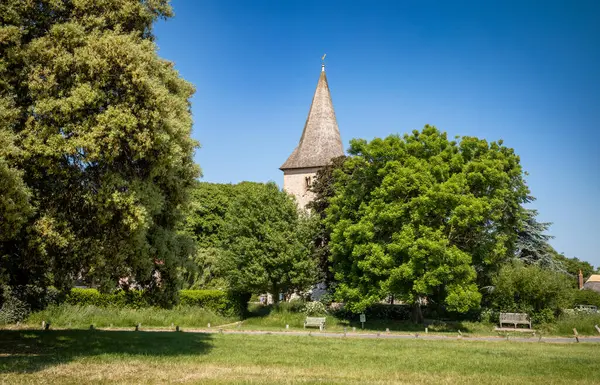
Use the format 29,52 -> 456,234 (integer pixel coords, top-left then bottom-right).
304,317 -> 326,331
499,312 -> 531,329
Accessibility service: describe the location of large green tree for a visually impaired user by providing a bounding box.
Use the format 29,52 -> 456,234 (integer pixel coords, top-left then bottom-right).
326,126 -> 530,321
181,182 -> 238,289
0,0 -> 199,303
219,182 -> 318,302
307,155 -> 346,285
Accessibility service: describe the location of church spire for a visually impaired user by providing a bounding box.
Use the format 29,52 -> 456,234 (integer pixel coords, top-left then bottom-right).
280,62 -> 344,170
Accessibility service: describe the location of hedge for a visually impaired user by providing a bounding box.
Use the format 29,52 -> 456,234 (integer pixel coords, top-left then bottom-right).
66,288 -> 231,314
179,290 -> 227,312
66,288 -> 150,308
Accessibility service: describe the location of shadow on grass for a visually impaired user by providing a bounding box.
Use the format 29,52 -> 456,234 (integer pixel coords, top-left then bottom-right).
0,329 -> 213,374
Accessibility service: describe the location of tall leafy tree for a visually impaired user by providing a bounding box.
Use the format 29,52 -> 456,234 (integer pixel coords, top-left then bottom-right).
326,126 -> 530,321
515,208 -> 558,269
220,182 -> 318,303
307,155 -> 346,285
0,0 -> 199,304
181,182 -> 238,289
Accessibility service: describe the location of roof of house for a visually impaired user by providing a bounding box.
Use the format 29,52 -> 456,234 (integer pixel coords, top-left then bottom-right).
585,274 -> 600,282
280,65 -> 344,170
583,274 -> 600,293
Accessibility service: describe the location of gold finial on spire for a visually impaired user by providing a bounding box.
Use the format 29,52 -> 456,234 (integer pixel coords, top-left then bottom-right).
321,54 -> 326,71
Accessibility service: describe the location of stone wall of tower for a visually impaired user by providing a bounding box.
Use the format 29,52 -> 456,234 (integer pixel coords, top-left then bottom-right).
283,167 -> 321,208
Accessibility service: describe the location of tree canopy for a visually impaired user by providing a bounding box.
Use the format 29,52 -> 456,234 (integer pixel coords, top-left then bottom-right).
219,182 -> 318,302
326,126 -> 530,319
0,0 -> 199,303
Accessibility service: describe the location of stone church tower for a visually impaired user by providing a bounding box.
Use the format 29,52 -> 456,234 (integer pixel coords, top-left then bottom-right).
280,64 -> 344,207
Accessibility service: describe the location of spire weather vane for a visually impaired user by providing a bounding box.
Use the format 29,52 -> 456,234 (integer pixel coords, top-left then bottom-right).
321,54 -> 326,70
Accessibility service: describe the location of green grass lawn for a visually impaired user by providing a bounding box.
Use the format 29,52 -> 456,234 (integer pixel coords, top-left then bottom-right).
0,329 -> 598,384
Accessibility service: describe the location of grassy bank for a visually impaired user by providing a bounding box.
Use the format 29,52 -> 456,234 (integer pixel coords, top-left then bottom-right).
11,303 -> 600,337
23,304 -> 236,329
1,330 -> 598,384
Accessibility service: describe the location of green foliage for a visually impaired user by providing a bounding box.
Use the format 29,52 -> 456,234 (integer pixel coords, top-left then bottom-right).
327,127 -> 530,317
307,156 -> 346,284
179,289 -> 228,313
572,289 -> 600,308
490,262 -> 573,323
543,312 -> 600,336
65,288 -> 234,314
0,0 -> 199,303
225,291 -> 252,318
66,288 -> 150,308
180,182 -> 247,289
515,209 -> 559,269
220,182 -> 319,301
0,286 -> 30,324
302,301 -> 327,316
26,304 -> 235,329
552,253 -> 595,283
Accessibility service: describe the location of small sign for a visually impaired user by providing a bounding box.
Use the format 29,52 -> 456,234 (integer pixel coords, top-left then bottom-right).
360,314 -> 366,323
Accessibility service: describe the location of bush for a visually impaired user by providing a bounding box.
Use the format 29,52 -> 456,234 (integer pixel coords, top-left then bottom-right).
66,288 -> 150,308
303,301 -> 327,316
0,286 -> 30,324
225,291 -> 251,318
273,299 -> 305,313
489,262 -> 573,324
179,290 -> 228,313
572,289 -> 600,308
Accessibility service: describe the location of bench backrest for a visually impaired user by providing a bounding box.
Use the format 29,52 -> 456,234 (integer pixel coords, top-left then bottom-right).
305,317 -> 326,323
499,312 -> 529,322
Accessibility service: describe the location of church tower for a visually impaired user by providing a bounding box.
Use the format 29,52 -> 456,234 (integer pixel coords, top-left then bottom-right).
280,63 -> 344,208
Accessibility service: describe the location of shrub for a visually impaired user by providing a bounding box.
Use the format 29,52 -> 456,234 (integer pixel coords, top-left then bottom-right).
489,262 -> 573,324
275,300 -> 305,313
179,290 -> 227,313
0,286 -> 30,324
66,288 -> 150,308
303,301 -> 327,316
225,291 -> 251,318
572,289 -> 600,308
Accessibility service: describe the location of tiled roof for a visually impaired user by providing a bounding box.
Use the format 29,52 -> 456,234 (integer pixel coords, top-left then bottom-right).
280,66 -> 344,170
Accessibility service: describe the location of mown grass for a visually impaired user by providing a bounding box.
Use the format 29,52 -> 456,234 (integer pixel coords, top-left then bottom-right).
0,329 -> 598,384
23,304 -> 236,329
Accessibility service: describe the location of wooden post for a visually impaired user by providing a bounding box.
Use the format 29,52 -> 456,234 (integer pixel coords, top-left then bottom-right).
573,328 -> 579,343
286,324 -> 289,330
425,327 -> 428,334
595,325 -> 600,335
176,325 -> 180,332
135,323 -> 140,331
44,322 -> 51,330
90,324 -> 94,330
207,323 -> 211,328
386,328 -> 390,334
41,321 -> 45,330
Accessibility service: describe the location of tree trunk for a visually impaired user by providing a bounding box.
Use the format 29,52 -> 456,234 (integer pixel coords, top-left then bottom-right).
411,300 -> 424,324
271,286 -> 279,304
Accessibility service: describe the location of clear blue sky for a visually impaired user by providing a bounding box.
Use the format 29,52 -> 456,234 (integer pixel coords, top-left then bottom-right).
154,0 -> 600,267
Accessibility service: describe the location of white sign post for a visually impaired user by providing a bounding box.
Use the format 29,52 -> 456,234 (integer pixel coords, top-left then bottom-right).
360,313 -> 366,329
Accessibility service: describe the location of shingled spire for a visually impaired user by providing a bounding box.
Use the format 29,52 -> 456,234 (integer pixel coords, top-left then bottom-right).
280,64 -> 344,170
280,62 -> 344,208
